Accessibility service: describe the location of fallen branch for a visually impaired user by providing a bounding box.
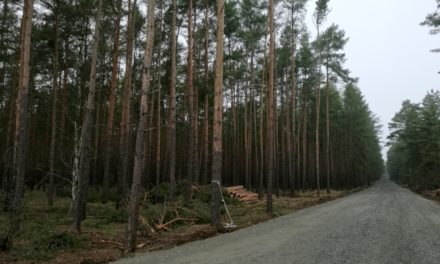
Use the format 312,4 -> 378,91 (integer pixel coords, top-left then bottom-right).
140,216 -> 157,237
89,232 -> 123,248
136,242 -> 150,249
155,218 -> 197,231
91,239 -> 123,247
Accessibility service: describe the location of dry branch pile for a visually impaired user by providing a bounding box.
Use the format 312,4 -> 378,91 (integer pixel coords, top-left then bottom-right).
225,186 -> 259,203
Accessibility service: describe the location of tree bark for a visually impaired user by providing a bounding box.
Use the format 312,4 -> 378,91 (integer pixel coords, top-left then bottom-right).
123,0 -> 155,255
266,0 -> 275,213
186,0 -> 198,194
211,0 -> 224,229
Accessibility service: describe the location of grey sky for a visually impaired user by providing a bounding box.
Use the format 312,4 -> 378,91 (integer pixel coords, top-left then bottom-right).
307,0 -> 440,158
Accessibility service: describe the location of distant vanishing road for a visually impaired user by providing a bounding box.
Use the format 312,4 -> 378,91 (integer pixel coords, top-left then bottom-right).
114,178 -> 440,264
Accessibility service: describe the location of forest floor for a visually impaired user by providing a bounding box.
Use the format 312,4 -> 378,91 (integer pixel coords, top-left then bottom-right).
113,179 -> 440,264
0,186 -> 358,264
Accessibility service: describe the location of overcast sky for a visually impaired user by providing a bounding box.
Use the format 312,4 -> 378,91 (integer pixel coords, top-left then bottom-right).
306,0 -> 440,157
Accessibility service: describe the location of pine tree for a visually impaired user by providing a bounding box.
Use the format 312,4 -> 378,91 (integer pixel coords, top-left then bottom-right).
211,0 -> 225,229
313,0 -> 330,197
72,0 -> 103,233
1,0 -> 34,250
266,0 -> 276,213
123,0 -> 156,255
102,0 -> 122,203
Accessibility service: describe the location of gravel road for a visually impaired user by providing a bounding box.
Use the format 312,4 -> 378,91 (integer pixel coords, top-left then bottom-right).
114,178 -> 440,264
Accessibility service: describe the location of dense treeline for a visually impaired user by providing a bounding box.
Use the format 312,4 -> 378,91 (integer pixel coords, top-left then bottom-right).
387,91 -> 440,189
388,2 -> 440,190
0,0 -> 383,253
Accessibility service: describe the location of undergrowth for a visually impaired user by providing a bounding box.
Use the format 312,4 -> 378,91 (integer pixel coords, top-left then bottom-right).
0,185 -> 349,263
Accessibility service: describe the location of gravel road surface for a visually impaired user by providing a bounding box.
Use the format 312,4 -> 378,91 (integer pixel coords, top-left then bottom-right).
114,178 -> 440,264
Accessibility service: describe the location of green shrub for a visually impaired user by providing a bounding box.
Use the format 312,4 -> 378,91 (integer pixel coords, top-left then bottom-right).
84,205 -> 128,229
45,232 -> 80,250
188,199 -> 210,224
14,230 -> 82,261
149,183 -> 171,203
99,208 -> 127,225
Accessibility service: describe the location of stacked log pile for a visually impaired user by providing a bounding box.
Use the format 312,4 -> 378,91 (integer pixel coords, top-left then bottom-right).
225,186 -> 259,204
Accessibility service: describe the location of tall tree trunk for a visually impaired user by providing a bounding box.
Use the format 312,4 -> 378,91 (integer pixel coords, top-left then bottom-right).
250,48 -> 259,194
258,59 -> 266,199
245,57 -> 253,191
252,82 -> 259,193
155,0 -> 163,192
326,67 -> 330,194
315,14 -> 324,197
123,0 -> 155,255
102,0 -> 122,203
201,1 -> 209,185
297,121 -> 301,191
280,80 -> 288,194
147,87 -> 155,183
202,95 -> 209,185
48,1 -> 59,206
211,0 -> 224,229
167,0 -> 177,200
186,0 -> 198,194
285,76 -> 294,197
231,72 -> 238,185
92,74 -> 102,186
244,81 -> 250,189
315,103 -> 321,193
59,39 -> 68,160
302,99 -> 308,192
274,48 -> 279,198
72,0 -> 103,233
119,0 -> 137,196
266,0 -> 275,213
2,0 -> 34,249
290,23 -> 297,197
193,6 -> 200,185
